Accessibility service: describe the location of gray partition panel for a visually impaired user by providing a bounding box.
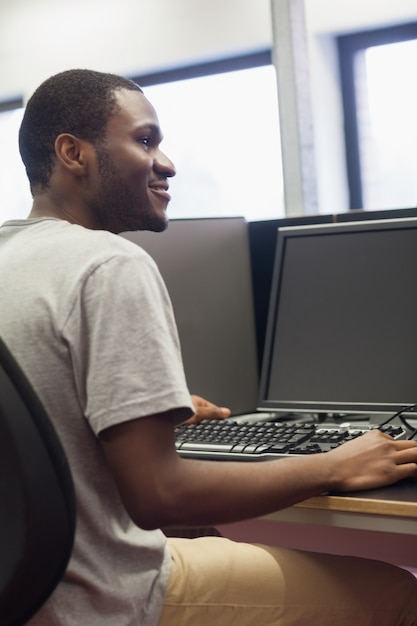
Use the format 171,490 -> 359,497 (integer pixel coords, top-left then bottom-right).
122,218 -> 259,414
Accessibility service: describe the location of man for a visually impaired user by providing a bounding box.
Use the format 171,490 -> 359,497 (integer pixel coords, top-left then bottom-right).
1,69 -> 417,625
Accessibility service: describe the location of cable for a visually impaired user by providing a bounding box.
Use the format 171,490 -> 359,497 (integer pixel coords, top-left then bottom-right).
379,404 -> 417,439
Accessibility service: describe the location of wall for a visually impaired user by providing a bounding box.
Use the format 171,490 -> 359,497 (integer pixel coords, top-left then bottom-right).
1,0 -> 416,214
0,0 -> 272,102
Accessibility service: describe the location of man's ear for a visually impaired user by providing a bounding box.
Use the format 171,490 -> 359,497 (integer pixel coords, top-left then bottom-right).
54,133 -> 92,177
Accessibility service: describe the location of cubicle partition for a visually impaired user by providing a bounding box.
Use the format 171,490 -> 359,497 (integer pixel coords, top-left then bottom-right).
122,217 -> 259,415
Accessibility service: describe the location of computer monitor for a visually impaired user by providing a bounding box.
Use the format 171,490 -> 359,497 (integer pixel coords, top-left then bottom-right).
248,215 -> 332,371
258,217 -> 417,417
248,208 -> 417,372
122,217 -> 259,414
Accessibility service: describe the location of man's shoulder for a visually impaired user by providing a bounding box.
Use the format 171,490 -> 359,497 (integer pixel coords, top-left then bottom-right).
73,224 -> 147,255
3,218 -> 157,277
39,219 -> 152,263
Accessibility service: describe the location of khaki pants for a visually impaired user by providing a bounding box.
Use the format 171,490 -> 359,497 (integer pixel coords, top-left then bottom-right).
157,536 -> 417,626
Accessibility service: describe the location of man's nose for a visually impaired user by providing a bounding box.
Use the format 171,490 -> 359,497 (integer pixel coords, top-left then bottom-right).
154,150 -> 176,177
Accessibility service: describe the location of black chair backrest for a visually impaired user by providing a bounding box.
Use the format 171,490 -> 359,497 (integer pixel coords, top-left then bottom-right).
0,337 -> 75,626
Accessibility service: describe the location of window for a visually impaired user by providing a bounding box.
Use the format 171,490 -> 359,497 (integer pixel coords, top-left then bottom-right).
0,102 -> 31,224
0,54 -> 284,224
338,23 -> 417,211
133,52 -> 285,221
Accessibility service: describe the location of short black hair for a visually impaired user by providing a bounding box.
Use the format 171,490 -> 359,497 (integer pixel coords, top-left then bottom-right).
19,69 -> 142,194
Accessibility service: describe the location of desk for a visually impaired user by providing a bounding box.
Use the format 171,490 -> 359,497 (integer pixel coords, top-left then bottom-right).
219,480 -> 417,573
263,480 -> 417,535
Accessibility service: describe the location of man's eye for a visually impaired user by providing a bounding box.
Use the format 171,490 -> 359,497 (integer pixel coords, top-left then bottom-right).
137,137 -> 150,147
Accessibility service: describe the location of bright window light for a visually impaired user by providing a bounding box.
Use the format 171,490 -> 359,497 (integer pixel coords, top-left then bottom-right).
356,39 -> 417,210
143,65 -> 285,222
0,107 -> 32,224
0,65 -> 285,224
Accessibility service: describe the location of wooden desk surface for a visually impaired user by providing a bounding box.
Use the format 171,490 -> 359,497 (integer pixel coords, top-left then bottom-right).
264,479 -> 417,534
297,479 -> 417,517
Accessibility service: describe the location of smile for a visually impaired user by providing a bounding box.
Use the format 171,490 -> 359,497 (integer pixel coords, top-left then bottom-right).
149,187 -> 171,202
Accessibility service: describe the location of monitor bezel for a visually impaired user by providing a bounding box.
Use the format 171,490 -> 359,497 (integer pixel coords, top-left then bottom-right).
258,216 -> 417,417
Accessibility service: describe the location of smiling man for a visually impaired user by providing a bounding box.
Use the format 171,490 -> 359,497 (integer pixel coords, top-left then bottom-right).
1,69 -> 417,626
20,75 -> 174,233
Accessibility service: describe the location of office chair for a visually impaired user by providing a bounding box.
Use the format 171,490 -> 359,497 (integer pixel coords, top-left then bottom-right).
0,337 -> 76,626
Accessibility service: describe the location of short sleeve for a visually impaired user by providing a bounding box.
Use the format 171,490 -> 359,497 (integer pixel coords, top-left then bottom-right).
64,250 -> 194,434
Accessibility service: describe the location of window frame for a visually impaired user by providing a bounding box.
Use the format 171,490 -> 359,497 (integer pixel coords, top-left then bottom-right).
130,50 -> 272,87
337,22 -> 417,210
0,97 -> 23,114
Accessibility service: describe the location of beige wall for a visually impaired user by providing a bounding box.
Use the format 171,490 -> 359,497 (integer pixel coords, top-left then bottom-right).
1,0 -> 416,103
1,0 -> 416,215
0,0 -> 272,103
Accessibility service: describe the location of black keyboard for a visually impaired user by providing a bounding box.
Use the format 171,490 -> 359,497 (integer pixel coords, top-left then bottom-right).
175,419 -> 406,461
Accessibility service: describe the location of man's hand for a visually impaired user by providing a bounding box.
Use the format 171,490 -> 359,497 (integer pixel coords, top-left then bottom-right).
181,395 -> 231,425
326,428 -> 417,493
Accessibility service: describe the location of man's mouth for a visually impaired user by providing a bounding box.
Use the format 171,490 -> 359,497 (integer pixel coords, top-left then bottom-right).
149,185 -> 171,202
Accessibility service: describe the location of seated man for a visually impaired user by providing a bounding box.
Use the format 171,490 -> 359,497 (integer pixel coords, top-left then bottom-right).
1,69 -> 417,626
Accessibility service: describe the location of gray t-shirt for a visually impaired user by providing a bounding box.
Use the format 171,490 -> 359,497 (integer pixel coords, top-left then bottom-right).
0,218 -> 194,626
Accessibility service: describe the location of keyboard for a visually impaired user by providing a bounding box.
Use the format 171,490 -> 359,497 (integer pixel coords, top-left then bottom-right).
175,419 -> 406,461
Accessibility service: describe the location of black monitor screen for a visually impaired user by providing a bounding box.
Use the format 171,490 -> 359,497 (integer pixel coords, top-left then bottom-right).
259,217 -> 417,416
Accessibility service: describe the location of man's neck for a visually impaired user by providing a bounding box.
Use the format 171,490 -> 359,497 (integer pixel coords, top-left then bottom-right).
29,195 -> 97,230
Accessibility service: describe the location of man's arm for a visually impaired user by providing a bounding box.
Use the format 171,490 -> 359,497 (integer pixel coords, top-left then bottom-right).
99,410 -> 417,530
